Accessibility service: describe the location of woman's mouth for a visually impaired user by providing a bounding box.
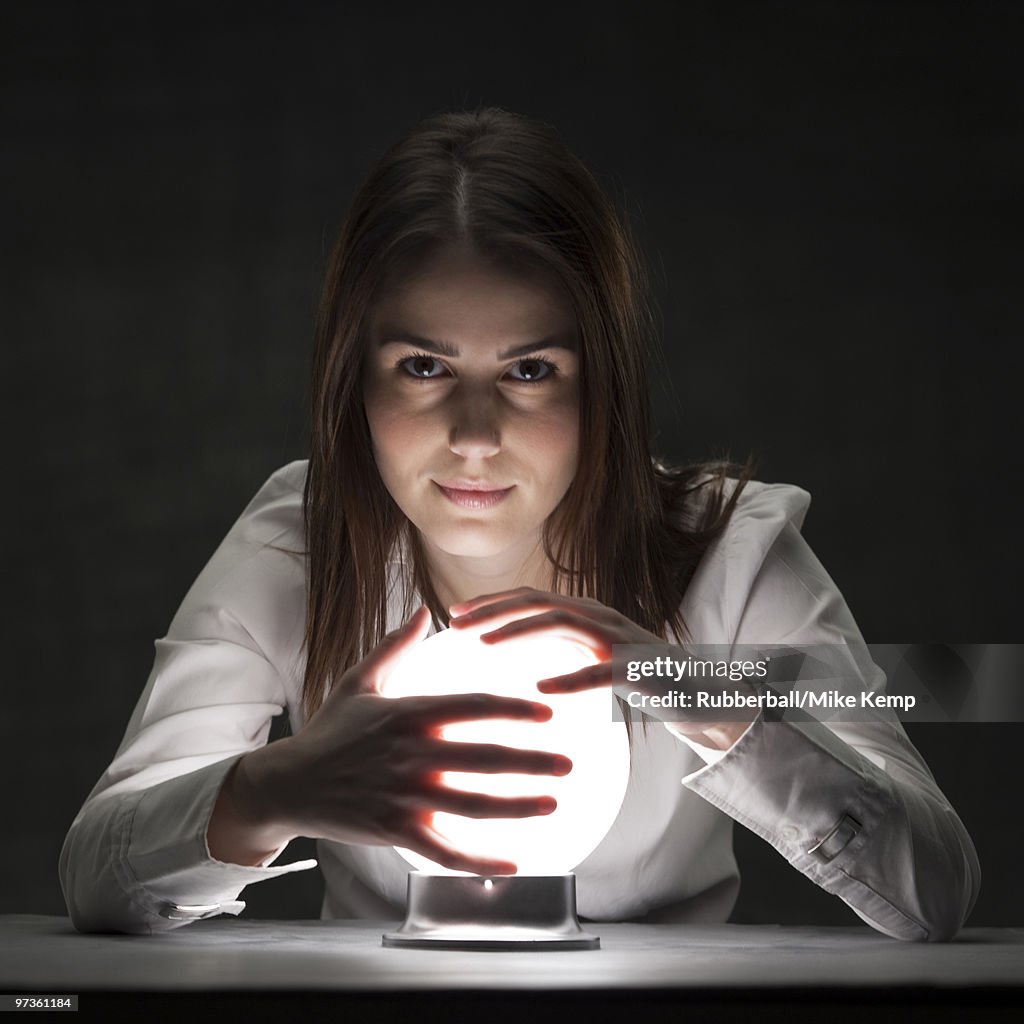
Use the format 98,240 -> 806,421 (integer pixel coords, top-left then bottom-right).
434,482 -> 514,509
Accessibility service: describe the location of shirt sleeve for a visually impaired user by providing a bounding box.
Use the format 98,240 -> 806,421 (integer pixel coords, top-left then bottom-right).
666,482 -> 981,941
59,462 -> 317,935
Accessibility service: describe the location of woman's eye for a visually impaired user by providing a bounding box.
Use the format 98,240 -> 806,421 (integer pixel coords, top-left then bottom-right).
399,355 -> 446,379
506,359 -> 555,383
395,354 -> 558,384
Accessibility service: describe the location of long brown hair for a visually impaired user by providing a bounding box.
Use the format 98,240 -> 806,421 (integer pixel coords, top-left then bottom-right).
300,107 -> 751,725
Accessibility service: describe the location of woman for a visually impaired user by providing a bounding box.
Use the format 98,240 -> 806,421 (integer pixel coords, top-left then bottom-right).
60,107 -> 979,939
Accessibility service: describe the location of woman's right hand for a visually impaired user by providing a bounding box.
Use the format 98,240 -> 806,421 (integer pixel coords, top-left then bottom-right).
215,605 -> 571,875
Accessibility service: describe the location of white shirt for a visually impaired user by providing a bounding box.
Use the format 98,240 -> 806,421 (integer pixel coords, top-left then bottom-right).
59,461 -> 980,939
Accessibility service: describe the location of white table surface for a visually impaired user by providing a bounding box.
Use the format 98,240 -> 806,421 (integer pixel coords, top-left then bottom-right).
2,915 -> 1022,993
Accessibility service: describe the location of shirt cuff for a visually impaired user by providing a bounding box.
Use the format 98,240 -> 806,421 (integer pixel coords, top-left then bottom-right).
677,711 -> 890,850
663,714 -> 760,766
117,754 -> 317,922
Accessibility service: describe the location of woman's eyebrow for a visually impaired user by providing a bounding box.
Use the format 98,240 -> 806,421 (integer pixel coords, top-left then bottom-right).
376,331 -> 577,360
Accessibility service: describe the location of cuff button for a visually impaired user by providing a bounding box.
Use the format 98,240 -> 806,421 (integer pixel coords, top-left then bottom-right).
808,814 -> 862,863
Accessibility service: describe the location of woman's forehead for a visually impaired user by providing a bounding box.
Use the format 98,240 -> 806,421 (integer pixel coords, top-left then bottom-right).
369,243 -> 576,340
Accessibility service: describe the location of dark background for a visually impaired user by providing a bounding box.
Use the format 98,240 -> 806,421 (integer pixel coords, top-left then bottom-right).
3,0 -> 1021,927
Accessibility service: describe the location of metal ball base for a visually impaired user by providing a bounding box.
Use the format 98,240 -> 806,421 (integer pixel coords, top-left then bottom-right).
382,872 -> 599,950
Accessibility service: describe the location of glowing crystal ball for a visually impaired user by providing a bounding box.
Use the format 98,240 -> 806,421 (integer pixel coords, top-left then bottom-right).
381,626 -> 631,876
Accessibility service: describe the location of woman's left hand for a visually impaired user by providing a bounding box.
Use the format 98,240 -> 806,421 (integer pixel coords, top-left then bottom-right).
449,587 -> 660,691
448,587 -> 755,751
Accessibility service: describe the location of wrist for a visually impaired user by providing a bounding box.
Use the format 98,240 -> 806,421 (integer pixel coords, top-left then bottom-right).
207,743 -> 299,865
697,678 -> 760,751
234,739 -> 302,838
697,715 -> 756,752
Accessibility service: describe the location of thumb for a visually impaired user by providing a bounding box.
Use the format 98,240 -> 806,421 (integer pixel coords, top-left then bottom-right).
374,605 -> 433,674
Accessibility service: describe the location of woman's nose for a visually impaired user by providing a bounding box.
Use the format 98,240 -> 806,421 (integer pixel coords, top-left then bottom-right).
448,392 -> 501,458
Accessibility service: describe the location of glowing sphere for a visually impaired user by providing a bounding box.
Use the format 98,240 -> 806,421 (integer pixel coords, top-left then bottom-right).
381,626 -> 631,875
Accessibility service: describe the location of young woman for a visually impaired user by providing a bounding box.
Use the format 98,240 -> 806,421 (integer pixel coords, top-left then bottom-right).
60,107 -> 979,939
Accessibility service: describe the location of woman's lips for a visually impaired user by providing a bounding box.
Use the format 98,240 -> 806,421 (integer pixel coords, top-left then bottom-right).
435,483 -> 514,509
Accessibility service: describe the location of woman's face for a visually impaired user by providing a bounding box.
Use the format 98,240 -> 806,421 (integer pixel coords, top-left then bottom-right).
362,243 -> 580,565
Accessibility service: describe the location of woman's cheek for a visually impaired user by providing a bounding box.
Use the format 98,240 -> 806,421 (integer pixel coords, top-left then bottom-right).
524,400 -> 579,477
366,385 -> 428,448
365,408 -> 413,487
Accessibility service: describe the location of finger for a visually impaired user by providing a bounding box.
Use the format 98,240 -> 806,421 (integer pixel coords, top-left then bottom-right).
448,587 -> 540,618
418,738 -> 572,776
536,661 -> 614,694
449,597 -> 570,631
399,692 -> 555,729
478,610 -> 612,659
405,827 -> 518,876
415,786 -> 558,819
451,593 -> 608,630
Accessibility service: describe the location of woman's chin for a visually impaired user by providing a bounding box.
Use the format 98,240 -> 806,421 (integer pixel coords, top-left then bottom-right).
434,536 -> 516,559
425,525 -> 533,561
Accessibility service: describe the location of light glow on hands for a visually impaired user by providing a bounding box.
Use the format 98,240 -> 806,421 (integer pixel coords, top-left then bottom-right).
381,625 -> 631,875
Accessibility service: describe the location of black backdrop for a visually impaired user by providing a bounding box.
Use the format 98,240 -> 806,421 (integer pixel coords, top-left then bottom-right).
3,0 -> 1021,926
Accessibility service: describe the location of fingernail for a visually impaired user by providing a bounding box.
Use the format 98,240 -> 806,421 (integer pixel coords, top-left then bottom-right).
555,757 -> 573,775
538,797 -> 557,814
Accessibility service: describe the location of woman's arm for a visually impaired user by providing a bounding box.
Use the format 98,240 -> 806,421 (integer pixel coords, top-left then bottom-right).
60,464 -> 318,934
673,520 -> 980,941
58,634 -> 318,935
